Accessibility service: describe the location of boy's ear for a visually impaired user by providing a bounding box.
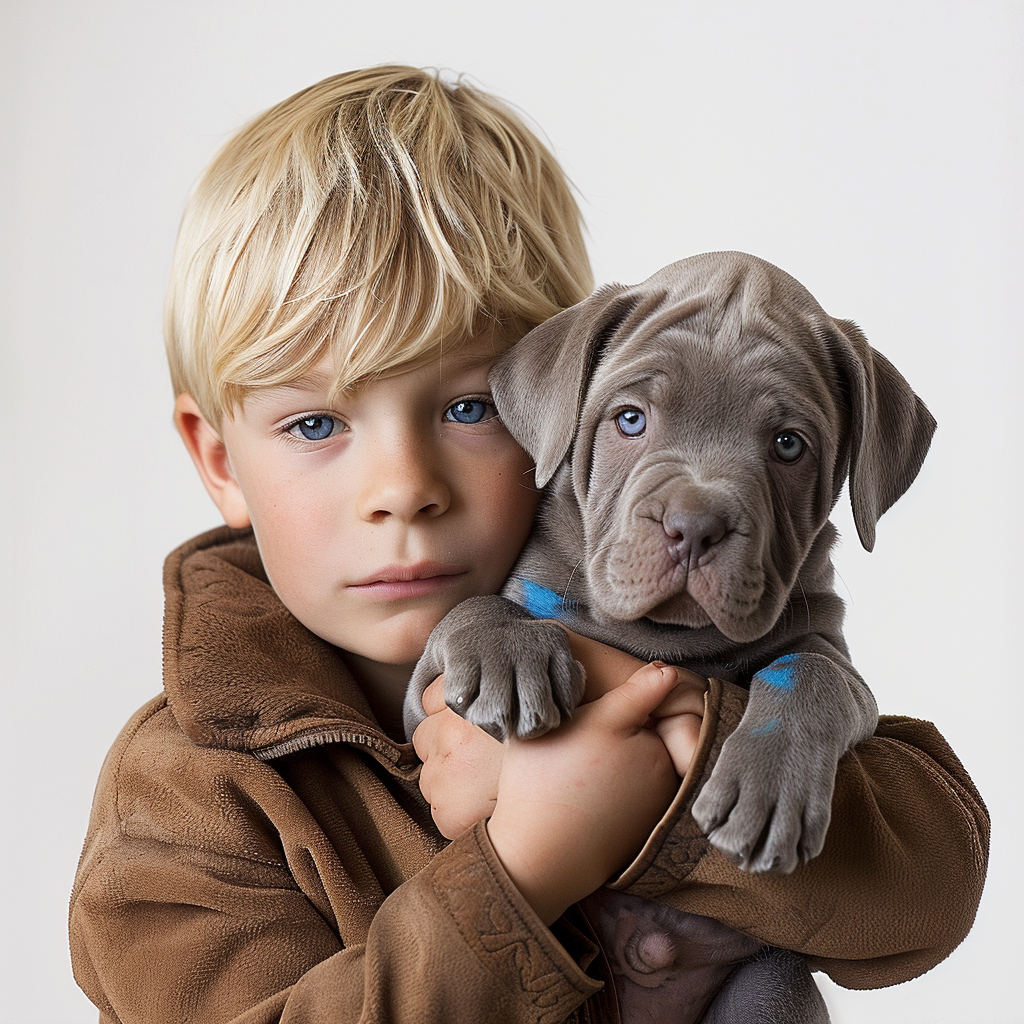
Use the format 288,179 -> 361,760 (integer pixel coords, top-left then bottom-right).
173,394 -> 252,529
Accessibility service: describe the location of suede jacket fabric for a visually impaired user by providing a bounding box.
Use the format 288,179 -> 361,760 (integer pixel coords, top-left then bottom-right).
70,527 -> 989,1023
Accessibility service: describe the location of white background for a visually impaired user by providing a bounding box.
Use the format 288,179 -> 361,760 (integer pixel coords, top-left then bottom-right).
3,2 -> 1020,1021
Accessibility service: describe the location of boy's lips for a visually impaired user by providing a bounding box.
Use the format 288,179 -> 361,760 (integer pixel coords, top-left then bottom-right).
348,562 -> 468,600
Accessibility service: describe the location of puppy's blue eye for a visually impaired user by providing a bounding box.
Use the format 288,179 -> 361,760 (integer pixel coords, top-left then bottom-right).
773,431 -> 805,462
445,400 -> 494,424
289,416 -> 338,441
616,408 -> 647,437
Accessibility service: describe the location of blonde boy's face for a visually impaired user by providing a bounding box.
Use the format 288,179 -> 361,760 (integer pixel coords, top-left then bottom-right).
210,335 -> 540,676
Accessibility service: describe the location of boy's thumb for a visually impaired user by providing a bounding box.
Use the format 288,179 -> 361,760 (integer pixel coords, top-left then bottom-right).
596,662 -> 679,728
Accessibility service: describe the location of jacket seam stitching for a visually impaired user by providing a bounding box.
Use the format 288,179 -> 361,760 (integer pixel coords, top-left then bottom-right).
110,829 -> 294,872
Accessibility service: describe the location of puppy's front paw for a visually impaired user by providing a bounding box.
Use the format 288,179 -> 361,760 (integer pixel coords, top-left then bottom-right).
691,722 -> 836,873
455,618 -> 586,740
412,597 -> 585,741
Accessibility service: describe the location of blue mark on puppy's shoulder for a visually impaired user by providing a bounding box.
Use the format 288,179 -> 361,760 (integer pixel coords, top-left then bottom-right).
519,579 -> 572,620
755,653 -> 801,692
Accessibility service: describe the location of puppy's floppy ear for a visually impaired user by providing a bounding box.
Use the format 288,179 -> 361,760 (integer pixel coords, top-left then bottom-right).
490,284 -> 633,486
825,318 -> 937,551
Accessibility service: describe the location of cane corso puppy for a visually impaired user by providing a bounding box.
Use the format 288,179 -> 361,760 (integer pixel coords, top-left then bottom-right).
405,251 -> 935,1022
407,250 -> 933,872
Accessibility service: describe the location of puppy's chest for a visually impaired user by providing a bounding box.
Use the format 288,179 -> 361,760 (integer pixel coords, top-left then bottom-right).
502,572 -> 757,686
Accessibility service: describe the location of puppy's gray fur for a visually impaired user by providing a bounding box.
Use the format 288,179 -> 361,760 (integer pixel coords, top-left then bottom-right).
406,251 -> 934,876
406,253 -> 933,1021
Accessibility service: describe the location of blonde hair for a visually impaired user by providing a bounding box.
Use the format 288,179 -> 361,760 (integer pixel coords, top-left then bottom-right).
164,65 -> 593,427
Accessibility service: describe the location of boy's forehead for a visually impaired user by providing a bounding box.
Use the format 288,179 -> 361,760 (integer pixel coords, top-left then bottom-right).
254,333 -> 513,401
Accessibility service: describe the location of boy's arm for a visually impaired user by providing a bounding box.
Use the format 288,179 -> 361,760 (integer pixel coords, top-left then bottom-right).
415,642 -> 989,989
71,825 -> 603,1023
69,702 -> 603,1024
610,676 -> 989,989
518,633 -> 988,985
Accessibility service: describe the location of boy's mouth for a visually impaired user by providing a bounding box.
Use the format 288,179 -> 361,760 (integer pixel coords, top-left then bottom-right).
348,562 -> 468,600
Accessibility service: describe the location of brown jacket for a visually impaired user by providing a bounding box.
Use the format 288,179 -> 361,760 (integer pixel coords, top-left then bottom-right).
70,527 -> 989,1023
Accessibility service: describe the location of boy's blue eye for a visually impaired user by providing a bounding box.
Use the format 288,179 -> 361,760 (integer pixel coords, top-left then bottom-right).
289,416 -> 339,441
445,399 -> 495,424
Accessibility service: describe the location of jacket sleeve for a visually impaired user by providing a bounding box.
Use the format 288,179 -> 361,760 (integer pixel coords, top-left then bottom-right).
69,705 -> 601,1024
609,677 -> 990,990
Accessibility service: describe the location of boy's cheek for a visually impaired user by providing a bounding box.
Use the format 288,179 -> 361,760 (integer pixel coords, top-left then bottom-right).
241,442 -> 541,661
476,455 -> 541,548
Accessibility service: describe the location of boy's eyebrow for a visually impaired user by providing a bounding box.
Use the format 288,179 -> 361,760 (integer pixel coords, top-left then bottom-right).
243,373 -> 336,413
436,336 -> 511,374
279,370 -> 335,393
252,338 -> 507,406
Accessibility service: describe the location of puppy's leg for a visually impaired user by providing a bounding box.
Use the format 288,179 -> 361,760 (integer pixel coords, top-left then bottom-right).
692,653 -> 877,872
583,890 -> 760,1024
701,948 -> 830,1024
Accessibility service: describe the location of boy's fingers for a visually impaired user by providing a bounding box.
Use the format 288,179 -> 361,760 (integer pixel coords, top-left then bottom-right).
593,662 -> 682,728
411,710 -> 442,763
654,713 -> 704,777
650,674 -> 708,719
420,674 -> 448,716
674,667 -> 709,691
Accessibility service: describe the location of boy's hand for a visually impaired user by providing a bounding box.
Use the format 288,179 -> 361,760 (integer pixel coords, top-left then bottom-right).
413,677 -> 504,839
648,671 -> 707,776
486,662 -> 687,926
413,631 -> 708,845
565,630 -> 707,777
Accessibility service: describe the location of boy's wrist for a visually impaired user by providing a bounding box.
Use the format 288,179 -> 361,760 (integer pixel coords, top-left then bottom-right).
485,817 -> 594,927
483,662 -> 687,924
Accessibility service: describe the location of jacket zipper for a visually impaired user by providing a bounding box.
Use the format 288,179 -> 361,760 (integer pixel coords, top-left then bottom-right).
253,728 -> 418,770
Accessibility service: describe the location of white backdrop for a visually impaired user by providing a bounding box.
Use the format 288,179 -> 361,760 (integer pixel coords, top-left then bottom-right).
3,2 -> 1020,1021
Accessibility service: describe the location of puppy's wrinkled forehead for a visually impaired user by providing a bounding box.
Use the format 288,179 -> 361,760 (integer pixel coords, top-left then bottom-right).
618,253 -> 827,357
655,251 -> 824,323
587,253 -> 839,418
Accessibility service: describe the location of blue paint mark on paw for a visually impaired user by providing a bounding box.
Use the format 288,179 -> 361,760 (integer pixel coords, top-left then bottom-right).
755,654 -> 800,692
520,579 -> 569,620
750,717 -> 779,737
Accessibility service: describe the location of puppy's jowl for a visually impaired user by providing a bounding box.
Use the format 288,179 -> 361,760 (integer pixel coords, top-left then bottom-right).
406,251 -> 934,1024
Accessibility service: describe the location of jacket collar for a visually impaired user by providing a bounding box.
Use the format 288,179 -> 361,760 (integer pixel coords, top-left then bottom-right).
162,526 -> 416,766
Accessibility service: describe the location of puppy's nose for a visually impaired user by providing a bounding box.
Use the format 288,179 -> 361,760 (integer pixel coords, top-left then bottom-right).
663,511 -> 727,568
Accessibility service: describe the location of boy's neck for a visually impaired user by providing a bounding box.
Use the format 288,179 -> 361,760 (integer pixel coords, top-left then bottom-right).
343,652 -> 415,742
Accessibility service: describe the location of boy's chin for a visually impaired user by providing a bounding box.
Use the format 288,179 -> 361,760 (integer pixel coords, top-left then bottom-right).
315,613 -> 444,673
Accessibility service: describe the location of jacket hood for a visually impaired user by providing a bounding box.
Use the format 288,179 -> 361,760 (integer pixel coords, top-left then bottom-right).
162,526 -> 411,763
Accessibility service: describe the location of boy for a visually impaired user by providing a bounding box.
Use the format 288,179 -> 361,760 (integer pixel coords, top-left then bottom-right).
70,66 -> 988,1023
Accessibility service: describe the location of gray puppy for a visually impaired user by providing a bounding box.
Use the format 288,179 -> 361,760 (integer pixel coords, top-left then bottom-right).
406,250 -> 933,873
404,252 -> 935,1021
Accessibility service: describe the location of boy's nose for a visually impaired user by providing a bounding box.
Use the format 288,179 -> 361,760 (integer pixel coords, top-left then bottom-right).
356,438 -> 451,522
